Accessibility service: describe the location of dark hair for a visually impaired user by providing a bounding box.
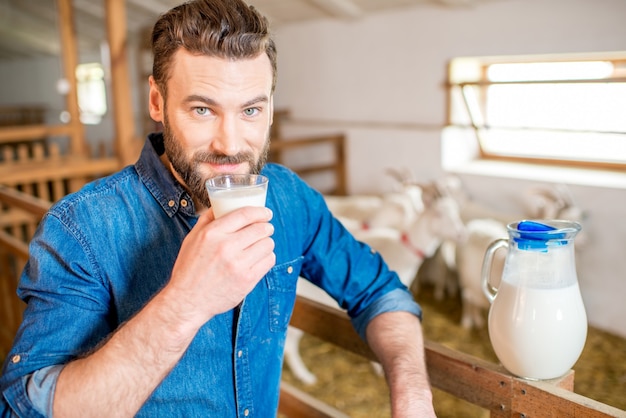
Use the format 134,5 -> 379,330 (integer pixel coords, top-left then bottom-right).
151,0 -> 277,97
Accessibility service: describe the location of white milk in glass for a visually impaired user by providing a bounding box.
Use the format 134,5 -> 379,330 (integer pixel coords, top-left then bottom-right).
209,187 -> 266,218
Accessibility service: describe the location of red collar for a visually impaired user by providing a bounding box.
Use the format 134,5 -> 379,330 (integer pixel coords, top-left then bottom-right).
401,232 -> 425,259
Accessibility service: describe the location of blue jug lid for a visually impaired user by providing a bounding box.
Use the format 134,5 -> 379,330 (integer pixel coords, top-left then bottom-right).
514,220 -> 567,251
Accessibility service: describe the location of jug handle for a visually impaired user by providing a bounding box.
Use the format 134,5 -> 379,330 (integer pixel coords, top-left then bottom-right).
482,238 -> 508,303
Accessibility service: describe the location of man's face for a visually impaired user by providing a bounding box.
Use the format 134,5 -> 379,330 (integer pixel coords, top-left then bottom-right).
149,49 -> 274,207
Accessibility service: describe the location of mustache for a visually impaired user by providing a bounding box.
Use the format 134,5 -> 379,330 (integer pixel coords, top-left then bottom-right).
193,151 -> 255,165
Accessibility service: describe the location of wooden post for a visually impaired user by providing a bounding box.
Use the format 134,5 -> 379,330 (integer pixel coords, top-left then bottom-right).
105,0 -> 139,166
56,0 -> 86,157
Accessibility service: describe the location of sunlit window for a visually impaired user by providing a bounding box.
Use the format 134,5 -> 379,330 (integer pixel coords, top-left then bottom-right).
76,63 -> 107,125
448,53 -> 626,170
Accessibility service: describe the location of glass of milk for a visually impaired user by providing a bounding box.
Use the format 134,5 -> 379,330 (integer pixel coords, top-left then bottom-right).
205,174 -> 268,218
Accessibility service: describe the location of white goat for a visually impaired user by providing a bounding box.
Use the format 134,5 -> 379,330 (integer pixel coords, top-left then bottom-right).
284,190 -> 467,385
523,184 -> 587,248
324,168 -> 424,232
456,218 -> 507,329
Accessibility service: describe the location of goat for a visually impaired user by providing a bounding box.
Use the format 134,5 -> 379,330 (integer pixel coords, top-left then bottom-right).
284,190 -> 467,385
324,168 -> 424,232
455,218 -> 507,329
523,184 -> 588,248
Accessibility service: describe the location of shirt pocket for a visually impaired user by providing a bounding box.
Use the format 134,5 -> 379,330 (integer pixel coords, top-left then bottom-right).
265,256 -> 303,333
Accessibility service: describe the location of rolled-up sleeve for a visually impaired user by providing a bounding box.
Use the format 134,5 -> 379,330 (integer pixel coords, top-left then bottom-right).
1,363 -> 62,418
0,213 -> 110,417
351,288 -> 423,341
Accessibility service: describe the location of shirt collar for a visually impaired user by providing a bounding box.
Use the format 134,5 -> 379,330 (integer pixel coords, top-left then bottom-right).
134,133 -> 197,218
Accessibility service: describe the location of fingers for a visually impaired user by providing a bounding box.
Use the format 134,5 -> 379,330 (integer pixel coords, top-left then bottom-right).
167,205 -> 276,320
207,216 -> 275,279
238,225 -> 276,278
201,206 -> 273,232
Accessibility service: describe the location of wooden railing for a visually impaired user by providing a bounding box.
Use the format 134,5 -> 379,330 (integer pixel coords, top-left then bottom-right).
280,296 -> 626,417
0,145 -> 118,355
0,186 -> 50,354
270,134 -> 348,196
0,105 -> 46,127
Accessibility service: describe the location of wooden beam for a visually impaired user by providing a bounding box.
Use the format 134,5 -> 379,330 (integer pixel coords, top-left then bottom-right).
279,382 -> 349,418
270,134 -> 347,195
0,185 -> 51,219
0,125 -> 74,143
289,295 -> 376,361
0,231 -> 30,260
106,0 -> 139,166
0,157 -> 119,186
511,378 -> 624,418
56,0 -> 86,157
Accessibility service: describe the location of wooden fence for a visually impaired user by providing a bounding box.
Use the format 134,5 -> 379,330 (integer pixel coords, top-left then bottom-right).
0,127 -> 119,354
280,296 -> 626,417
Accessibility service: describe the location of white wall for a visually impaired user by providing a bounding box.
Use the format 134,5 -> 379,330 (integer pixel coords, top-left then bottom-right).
271,0 -> 626,337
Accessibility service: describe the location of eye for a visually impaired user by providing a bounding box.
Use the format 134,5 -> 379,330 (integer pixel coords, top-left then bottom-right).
195,107 -> 209,116
243,107 -> 259,117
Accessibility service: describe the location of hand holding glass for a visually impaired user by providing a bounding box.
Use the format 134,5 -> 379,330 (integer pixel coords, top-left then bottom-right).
205,174 -> 269,218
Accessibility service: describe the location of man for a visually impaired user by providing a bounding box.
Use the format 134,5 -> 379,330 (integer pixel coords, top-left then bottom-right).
0,0 -> 435,416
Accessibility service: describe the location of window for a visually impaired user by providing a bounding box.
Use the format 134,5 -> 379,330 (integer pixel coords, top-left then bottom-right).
447,52 -> 626,170
76,63 -> 107,125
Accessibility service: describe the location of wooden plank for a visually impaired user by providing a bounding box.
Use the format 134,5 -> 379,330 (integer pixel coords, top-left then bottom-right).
512,379 -> 626,418
290,296 -> 377,361
0,248 -> 26,355
0,208 -> 39,229
57,0 -> 85,157
51,178 -> 66,202
0,157 -> 119,186
270,134 -> 345,151
0,185 -> 51,218
292,163 -> 341,176
423,338 -> 515,415
425,340 -> 573,416
270,134 -> 347,195
0,105 -> 46,127
0,124 -> 72,144
0,230 -> 29,260
333,136 -> 347,195
106,0 -> 139,166
279,381 -> 350,418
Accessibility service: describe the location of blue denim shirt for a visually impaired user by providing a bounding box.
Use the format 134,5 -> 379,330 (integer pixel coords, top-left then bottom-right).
0,134 -> 421,417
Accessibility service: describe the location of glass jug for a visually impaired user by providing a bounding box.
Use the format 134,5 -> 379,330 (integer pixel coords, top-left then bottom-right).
482,220 -> 587,380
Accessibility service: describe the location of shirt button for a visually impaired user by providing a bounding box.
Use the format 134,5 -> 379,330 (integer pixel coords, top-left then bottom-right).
11,355 -> 21,363
238,350 -> 243,358
244,409 -> 249,416
180,199 -> 188,207
168,200 -> 175,207
287,266 -> 293,274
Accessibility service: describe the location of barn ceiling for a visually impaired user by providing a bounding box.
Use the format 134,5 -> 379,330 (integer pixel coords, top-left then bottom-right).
0,0 -> 497,61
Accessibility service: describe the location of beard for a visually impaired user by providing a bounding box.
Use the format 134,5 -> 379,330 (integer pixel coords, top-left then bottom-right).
162,113 -> 270,208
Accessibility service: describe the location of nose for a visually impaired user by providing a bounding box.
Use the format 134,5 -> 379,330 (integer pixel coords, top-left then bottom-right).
212,114 -> 242,156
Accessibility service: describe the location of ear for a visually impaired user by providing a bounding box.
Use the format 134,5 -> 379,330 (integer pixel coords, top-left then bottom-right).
148,75 -> 164,123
